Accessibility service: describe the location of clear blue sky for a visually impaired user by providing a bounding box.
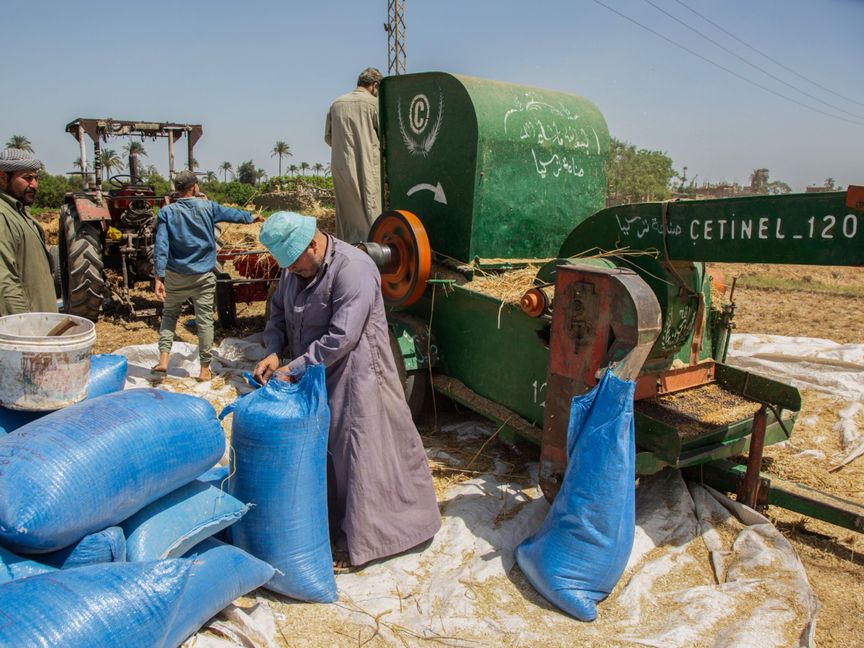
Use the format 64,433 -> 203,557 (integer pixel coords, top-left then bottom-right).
4,0 -> 861,191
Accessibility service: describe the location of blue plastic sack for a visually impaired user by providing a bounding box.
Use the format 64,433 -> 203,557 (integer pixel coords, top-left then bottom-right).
37,526 -> 126,569
222,364 -> 337,602
122,479 -> 250,561
0,388 -> 226,553
167,538 -> 276,646
86,353 -> 129,398
0,544 -> 274,647
0,407 -> 40,436
0,545 -> 56,583
515,371 -> 636,621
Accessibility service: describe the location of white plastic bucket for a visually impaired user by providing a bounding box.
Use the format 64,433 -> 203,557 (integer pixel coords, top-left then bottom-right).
0,312 -> 96,411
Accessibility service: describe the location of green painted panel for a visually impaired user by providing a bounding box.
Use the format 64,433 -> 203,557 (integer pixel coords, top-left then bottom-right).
561,192 -> 864,266
379,72 -> 609,262
413,284 -> 550,427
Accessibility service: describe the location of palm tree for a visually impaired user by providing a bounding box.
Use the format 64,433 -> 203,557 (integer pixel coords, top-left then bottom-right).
99,149 -> 123,180
187,157 -> 198,171
324,163 -> 331,177
288,164 -> 298,177
219,161 -> 233,182
122,141 -> 147,159
312,163 -> 324,176
271,141 -> 292,176
5,135 -> 33,152
204,170 -> 217,183
73,157 -> 91,173
257,168 -> 268,183
299,162 -> 310,176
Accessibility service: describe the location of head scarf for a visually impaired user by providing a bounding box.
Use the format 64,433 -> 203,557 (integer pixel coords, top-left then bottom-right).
0,148 -> 43,173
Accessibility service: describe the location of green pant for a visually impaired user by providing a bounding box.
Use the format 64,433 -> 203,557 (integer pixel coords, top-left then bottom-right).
158,269 -> 216,365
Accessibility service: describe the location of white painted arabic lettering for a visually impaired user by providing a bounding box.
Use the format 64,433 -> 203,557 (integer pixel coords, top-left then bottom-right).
504,92 -> 600,180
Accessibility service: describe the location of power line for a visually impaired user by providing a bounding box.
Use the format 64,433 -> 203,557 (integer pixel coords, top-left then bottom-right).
672,0 -> 864,109
642,0 -> 864,121
590,0 -> 864,127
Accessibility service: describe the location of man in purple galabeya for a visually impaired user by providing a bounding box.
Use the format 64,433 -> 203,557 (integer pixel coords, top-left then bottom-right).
254,211 -> 440,570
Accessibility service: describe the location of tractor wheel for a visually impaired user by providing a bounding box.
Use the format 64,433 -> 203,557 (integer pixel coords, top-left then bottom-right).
389,330 -> 427,420
215,271 -> 237,329
59,205 -> 105,322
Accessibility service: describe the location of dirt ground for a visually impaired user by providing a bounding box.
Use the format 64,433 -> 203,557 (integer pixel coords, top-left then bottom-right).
48,204 -> 861,648
711,263 -> 864,647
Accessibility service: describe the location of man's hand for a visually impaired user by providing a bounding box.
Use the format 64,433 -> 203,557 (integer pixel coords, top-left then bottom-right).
253,353 -> 281,384
154,277 -> 166,302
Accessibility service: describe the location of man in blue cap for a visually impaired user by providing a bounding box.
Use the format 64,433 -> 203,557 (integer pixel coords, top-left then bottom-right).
254,211 -> 440,570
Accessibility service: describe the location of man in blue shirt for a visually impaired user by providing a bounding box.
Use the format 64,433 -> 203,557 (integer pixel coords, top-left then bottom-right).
152,170 -> 255,381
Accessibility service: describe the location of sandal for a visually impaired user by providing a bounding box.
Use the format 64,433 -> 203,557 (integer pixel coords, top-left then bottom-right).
332,550 -> 357,574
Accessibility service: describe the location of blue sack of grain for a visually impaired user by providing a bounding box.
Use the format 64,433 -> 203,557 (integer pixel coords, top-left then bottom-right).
222,364 -> 336,602
0,388 -> 225,553
165,538 -> 275,646
0,407 -> 39,436
515,371 -> 636,622
0,544 -> 274,647
0,354 -> 128,435
122,479 -> 250,561
86,353 -> 128,398
36,526 -> 126,569
0,545 -> 56,583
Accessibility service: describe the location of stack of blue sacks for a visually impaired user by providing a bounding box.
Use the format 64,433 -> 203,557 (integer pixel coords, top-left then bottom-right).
0,355 -> 277,647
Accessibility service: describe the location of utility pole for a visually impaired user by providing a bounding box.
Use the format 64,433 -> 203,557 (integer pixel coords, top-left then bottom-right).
385,0 -> 406,75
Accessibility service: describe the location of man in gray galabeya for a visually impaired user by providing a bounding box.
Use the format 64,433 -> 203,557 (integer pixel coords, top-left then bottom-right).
325,67 -> 384,243
0,148 -> 57,316
254,211 -> 441,570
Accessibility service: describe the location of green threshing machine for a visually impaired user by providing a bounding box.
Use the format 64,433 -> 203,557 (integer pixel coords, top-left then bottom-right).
361,72 -> 864,532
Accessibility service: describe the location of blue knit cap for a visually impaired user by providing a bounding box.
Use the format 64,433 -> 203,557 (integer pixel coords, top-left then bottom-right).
259,211 -> 317,268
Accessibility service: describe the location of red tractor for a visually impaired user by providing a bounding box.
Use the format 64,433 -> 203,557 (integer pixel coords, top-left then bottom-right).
59,119 -> 203,321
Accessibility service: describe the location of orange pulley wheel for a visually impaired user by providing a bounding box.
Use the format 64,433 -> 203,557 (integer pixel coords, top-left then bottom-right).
368,210 -> 431,307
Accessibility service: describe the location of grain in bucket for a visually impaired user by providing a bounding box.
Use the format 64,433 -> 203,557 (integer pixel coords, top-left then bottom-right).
0,312 -> 96,411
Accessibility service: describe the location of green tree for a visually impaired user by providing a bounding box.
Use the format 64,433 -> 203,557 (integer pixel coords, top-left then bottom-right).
5,135 -> 33,152
312,162 -> 324,176
299,162 -> 310,176
288,164 -> 298,176
34,171 -> 78,208
767,180 -> 792,195
236,160 -> 258,185
99,149 -> 123,180
605,138 -> 676,205
750,168 -> 770,194
204,170 -> 217,182
271,141 -> 292,176
219,161 -> 233,182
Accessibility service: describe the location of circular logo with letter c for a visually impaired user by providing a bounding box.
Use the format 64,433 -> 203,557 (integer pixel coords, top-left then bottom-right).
409,94 -> 430,134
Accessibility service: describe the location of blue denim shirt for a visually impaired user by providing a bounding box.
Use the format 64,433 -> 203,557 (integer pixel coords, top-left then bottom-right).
154,198 -> 252,277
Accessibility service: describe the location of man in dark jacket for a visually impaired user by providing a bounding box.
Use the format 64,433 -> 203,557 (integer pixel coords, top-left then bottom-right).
254,211 -> 440,569
0,148 -> 56,316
